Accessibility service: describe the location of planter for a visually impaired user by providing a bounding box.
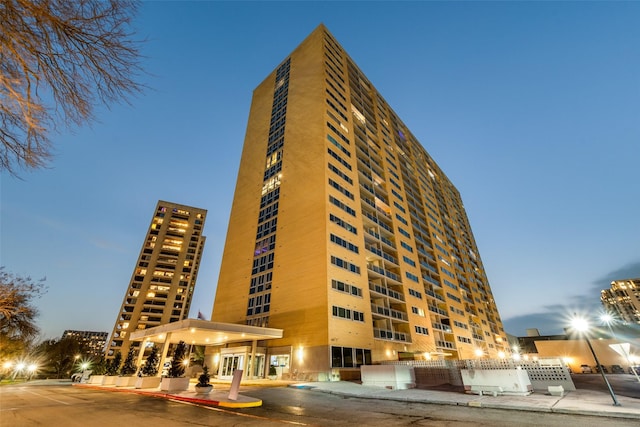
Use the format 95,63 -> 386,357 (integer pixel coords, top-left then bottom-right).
135,376 -> 161,389
89,375 -> 105,385
115,376 -> 137,387
194,384 -> 213,394
102,375 -> 118,385
160,377 -> 190,392
268,375 -> 277,380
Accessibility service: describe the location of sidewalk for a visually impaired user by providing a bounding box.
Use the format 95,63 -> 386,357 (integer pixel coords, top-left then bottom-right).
295,381 -> 640,420
74,378 -> 640,420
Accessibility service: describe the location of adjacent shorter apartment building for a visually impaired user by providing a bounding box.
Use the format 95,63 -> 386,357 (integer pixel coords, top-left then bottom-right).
210,25 -> 508,379
107,201 -> 207,359
62,330 -> 108,358
601,279 -> 640,324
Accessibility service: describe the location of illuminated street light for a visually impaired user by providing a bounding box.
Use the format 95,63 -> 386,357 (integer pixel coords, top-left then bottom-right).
12,362 -> 26,380
570,315 -> 621,406
27,364 -> 38,381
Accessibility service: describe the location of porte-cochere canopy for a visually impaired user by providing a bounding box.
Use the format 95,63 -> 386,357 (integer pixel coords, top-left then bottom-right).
129,318 -> 283,346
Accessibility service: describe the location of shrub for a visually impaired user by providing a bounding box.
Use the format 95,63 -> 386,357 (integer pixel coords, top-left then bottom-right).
92,355 -> 107,375
106,351 -> 122,376
139,345 -> 159,377
167,341 -> 187,378
197,365 -> 210,387
120,347 -> 137,376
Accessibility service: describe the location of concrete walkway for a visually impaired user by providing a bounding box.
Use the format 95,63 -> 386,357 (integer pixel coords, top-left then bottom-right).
74,378 -> 640,420
295,381 -> 640,420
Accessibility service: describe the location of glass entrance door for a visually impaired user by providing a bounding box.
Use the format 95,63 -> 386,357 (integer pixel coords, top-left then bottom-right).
247,354 -> 265,378
220,354 -> 243,378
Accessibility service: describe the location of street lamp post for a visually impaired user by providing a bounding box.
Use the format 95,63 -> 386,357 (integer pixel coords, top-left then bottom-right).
571,316 -> 621,406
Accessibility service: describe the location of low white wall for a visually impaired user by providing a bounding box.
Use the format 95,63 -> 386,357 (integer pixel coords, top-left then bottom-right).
461,368 -> 532,396
361,365 -> 415,390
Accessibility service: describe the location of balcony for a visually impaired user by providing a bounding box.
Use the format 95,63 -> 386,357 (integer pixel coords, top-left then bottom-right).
363,211 -> 393,233
420,261 -> 438,274
425,288 -> 445,302
358,167 -> 373,182
366,245 -> 399,266
432,322 -> 453,333
428,305 -> 448,316
436,340 -> 456,349
368,282 -> 405,302
371,303 -> 408,321
422,275 -> 441,287
367,264 -> 401,283
379,235 -> 396,250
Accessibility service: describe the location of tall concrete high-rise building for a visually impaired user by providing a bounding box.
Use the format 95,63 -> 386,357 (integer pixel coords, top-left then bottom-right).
601,279 -> 640,324
107,201 -> 207,359
211,25 -> 508,379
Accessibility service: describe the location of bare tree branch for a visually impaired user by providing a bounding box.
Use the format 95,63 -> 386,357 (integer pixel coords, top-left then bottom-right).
0,0 -> 143,176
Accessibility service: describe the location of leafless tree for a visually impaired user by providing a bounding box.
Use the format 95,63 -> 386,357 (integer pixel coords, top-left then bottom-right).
0,0 -> 143,176
0,267 -> 47,358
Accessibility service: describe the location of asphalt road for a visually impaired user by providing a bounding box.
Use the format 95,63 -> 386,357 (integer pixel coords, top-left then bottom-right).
1,381 -> 638,427
571,373 -> 640,399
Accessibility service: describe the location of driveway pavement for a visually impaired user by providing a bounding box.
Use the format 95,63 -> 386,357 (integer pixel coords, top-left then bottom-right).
68,376 -> 640,421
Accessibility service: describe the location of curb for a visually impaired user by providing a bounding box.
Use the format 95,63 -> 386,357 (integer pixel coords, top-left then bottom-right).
73,383 -> 262,408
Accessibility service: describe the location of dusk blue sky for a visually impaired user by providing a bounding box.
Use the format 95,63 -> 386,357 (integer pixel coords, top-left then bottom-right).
2,1 -> 639,341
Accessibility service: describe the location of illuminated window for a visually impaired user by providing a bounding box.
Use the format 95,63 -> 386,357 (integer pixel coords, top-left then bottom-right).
261,175 -> 281,195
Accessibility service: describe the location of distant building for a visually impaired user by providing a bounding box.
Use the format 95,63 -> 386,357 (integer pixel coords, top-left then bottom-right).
107,200 -> 207,359
601,278 -> 640,324
515,332 -> 569,355
62,330 -> 108,358
210,24 -> 508,380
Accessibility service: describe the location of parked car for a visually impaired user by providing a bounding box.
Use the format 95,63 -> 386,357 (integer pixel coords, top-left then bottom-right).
594,365 -> 608,373
580,364 -> 592,373
611,365 -> 625,374
629,365 -> 640,374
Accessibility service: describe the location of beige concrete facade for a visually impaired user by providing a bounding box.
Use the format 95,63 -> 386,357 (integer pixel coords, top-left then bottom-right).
212,25 -> 508,380
107,201 -> 207,360
534,339 -> 639,373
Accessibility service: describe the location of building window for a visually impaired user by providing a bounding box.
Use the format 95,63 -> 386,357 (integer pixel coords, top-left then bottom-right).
415,326 -> 429,335
330,233 -> 359,254
331,346 -> 371,368
405,272 -> 419,282
332,305 -> 365,322
411,306 -> 425,317
408,288 -> 422,299
331,279 -> 362,297
330,256 -> 360,274
329,214 -> 357,235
